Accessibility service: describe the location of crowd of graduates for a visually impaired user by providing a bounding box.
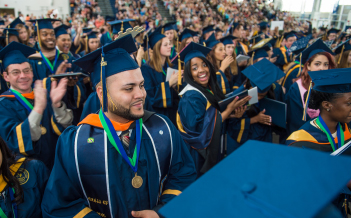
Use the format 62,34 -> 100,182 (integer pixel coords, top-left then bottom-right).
1,0 -> 351,217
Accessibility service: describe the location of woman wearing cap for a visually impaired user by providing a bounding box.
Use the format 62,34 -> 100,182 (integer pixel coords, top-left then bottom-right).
285,39 -> 336,136
162,22 -> 178,60
178,28 -> 197,52
79,31 -> 100,57
220,35 -> 243,91
286,68 -> 351,217
205,33 -> 232,95
0,136 -> 49,218
15,24 -> 30,46
140,31 -> 180,125
177,42 -> 250,177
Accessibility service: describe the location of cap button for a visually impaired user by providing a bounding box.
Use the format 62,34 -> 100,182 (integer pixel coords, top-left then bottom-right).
241,183 -> 256,194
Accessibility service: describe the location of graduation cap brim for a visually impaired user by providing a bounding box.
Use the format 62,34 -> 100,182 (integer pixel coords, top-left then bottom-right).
163,22 -> 177,31
172,41 -> 211,65
159,140 -> 351,218
242,58 -> 285,91
333,39 -> 351,55
73,34 -> 137,72
202,25 -> 214,35
220,35 -> 238,45
327,28 -> 340,35
9,17 -> 25,28
0,41 -> 37,69
54,24 -> 70,38
310,68 -> 351,93
29,19 -> 60,30
300,39 -> 334,64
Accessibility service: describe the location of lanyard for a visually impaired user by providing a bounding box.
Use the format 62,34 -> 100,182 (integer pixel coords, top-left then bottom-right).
39,49 -> 60,74
162,63 -> 169,77
206,89 -> 213,95
170,46 -> 175,58
0,188 -> 17,218
9,89 -> 33,112
98,110 -> 142,172
315,115 -> 344,151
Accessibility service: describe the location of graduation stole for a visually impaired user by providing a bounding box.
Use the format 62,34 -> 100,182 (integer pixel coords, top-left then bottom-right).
9,89 -> 33,112
39,49 -> 60,74
315,115 -> 344,151
98,110 -> 144,187
0,157 -> 25,218
162,62 -> 169,77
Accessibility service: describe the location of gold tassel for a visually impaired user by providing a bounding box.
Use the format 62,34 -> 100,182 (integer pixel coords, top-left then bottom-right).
302,81 -> 312,121
85,36 -> 88,53
6,30 -> 8,46
36,21 -> 42,49
161,28 -> 164,34
100,54 -> 104,110
250,52 -> 255,65
177,33 -> 181,92
275,35 -> 284,48
298,53 -> 302,77
338,45 -> 345,65
121,21 -> 124,33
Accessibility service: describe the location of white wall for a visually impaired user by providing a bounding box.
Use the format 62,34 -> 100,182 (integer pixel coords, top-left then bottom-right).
1,0 -> 69,19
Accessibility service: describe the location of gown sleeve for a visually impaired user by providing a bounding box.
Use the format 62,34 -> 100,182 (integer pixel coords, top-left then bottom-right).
0,99 -> 34,156
41,126 -> 100,218
157,115 -> 197,204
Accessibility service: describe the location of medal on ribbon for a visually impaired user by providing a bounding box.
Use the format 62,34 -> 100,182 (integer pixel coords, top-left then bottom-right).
98,109 -> 143,188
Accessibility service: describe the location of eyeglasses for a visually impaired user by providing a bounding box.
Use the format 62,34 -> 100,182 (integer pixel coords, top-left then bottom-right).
9,68 -> 32,76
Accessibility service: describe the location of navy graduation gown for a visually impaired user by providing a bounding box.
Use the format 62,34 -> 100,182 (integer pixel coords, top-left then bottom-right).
140,63 -> 179,125
80,91 -> 100,121
100,32 -> 113,46
0,158 -> 49,218
42,112 -> 197,218
284,82 -> 311,136
216,69 -> 231,95
177,86 -> 224,177
0,91 -> 66,169
281,63 -> 302,91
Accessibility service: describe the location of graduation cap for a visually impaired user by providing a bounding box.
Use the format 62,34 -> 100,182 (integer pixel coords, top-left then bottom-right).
83,27 -> 94,34
30,18 -> 60,30
229,22 -> 240,34
2,28 -> 19,37
0,41 -> 36,70
251,38 -> 272,51
148,30 -> 165,49
334,39 -> 351,65
54,24 -> 70,38
73,34 -> 139,111
215,27 -> 223,33
9,17 -> 25,28
179,29 -> 198,42
289,34 -> 312,56
220,35 -> 238,45
105,15 -> 115,22
172,41 -> 211,65
283,31 -> 297,39
204,33 -> 220,48
160,140 -> 351,218
86,31 -> 98,39
242,58 -> 285,93
202,25 -> 214,36
258,21 -> 268,30
327,28 -> 339,35
310,68 -> 351,93
162,21 -> 177,32
299,39 -> 334,65
319,26 -> 327,31
108,19 -> 135,34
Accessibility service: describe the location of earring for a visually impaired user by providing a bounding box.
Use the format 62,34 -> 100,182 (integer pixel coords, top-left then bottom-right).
327,108 -> 330,112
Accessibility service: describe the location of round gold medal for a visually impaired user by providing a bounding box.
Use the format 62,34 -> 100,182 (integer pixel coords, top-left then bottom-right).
40,126 -> 47,135
132,173 -> 143,189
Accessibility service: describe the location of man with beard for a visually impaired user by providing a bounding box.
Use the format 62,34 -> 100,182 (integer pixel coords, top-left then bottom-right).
0,42 -> 73,169
41,35 -> 197,218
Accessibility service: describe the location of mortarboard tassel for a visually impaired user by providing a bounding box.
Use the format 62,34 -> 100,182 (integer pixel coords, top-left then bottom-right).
250,51 -> 255,66
298,53 -> 302,77
36,21 -> 42,49
101,47 -> 108,112
85,36 -> 88,53
176,33 -> 182,92
275,35 -> 284,48
302,81 -> 313,121
121,21 -> 124,33
337,45 -> 345,65
161,27 -> 164,34
6,30 -> 8,46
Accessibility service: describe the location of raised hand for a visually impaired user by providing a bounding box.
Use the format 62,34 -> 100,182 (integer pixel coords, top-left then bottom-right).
50,78 -> 68,108
33,80 -> 48,114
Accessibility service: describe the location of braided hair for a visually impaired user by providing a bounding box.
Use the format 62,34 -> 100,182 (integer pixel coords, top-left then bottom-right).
307,89 -> 343,110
